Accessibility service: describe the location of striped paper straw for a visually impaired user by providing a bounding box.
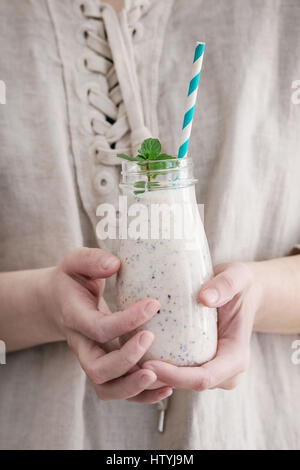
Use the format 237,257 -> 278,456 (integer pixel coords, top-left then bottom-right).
178,42 -> 205,159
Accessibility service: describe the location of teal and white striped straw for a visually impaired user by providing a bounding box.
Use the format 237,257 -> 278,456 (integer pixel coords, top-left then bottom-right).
178,42 -> 205,159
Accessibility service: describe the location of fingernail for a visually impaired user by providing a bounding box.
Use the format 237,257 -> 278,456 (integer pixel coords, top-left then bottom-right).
139,332 -> 153,348
144,300 -> 160,315
101,253 -> 119,270
202,287 -> 219,304
163,388 -> 173,398
141,372 -> 155,384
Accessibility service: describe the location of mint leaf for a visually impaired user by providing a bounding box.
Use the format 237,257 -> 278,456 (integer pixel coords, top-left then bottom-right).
138,138 -> 161,159
134,181 -> 146,188
117,153 -> 138,162
136,154 -> 148,161
133,180 -> 146,195
133,179 -> 160,195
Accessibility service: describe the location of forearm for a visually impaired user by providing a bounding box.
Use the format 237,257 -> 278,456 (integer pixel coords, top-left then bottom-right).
252,255 -> 300,334
0,268 -> 63,352
1,254 -> 299,355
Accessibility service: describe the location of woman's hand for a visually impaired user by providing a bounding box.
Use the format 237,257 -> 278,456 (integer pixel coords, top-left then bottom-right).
48,247 -> 173,403
142,262 -> 262,391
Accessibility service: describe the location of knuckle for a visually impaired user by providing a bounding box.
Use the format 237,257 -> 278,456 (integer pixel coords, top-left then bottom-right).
194,374 -> 211,391
121,352 -> 137,370
122,308 -> 141,331
127,314 -> 140,331
86,363 -> 104,384
139,307 -> 152,325
221,272 -> 236,291
96,320 -> 110,344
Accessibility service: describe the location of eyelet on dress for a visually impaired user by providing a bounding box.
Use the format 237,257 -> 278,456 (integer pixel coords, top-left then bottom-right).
76,23 -> 97,46
73,0 -> 87,18
76,55 -> 90,75
131,23 -> 144,42
93,169 -> 114,195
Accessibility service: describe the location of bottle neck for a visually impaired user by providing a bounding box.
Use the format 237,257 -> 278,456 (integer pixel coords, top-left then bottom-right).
120,158 -> 197,194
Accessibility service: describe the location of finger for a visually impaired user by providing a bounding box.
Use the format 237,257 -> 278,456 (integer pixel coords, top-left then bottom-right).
127,387 -> 173,404
142,360 -> 202,390
123,365 -> 167,389
62,275 -> 160,343
97,295 -> 111,316
95,298 -> 120,353
143,340 -> 249,391
94,369 -> 157,401
143,379 -> 168,389
61,247 -> 120,279
198,262 -> 253,307
67,330 -> 106,365
71,274 -> 106,298
96,299 -> 160,343
68,326 -> 156,384
86,331 -> 155,384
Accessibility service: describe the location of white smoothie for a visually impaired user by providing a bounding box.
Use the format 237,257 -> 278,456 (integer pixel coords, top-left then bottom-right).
116,185 -> 218,366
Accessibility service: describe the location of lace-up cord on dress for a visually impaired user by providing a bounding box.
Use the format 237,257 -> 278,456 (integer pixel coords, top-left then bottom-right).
79,0 -> 151,160
78,1 -> 168,432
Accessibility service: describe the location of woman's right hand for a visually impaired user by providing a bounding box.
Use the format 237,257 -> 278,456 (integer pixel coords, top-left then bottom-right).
46,247 -> 173,404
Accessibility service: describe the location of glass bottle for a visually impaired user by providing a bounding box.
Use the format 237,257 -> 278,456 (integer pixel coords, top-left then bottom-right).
116,158 -> 217,366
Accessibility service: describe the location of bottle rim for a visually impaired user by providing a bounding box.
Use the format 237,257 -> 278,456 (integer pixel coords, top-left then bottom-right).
121,158 -> 194,172
120,158 -> 197,192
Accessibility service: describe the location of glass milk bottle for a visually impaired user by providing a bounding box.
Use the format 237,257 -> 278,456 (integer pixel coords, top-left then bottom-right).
116,158 -> 217,366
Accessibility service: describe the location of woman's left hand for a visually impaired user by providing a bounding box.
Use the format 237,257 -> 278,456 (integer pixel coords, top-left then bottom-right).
142,262 -> 262,391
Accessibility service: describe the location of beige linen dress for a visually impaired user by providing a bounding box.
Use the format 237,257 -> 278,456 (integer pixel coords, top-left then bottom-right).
0,0 -> 300,449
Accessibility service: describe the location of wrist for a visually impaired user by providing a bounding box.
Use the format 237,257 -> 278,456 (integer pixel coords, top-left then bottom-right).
245,261 -> 265,330
250,256 -> 300,333
37,267 -> 65,342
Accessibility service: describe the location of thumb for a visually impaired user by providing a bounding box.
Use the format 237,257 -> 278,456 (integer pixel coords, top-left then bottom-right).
199,262 -> 253,307
61,247 -> 120,279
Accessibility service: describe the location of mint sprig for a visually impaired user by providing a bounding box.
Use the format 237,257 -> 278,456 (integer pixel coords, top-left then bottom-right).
117,138 -> 178,194
118,138 -> 175,164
